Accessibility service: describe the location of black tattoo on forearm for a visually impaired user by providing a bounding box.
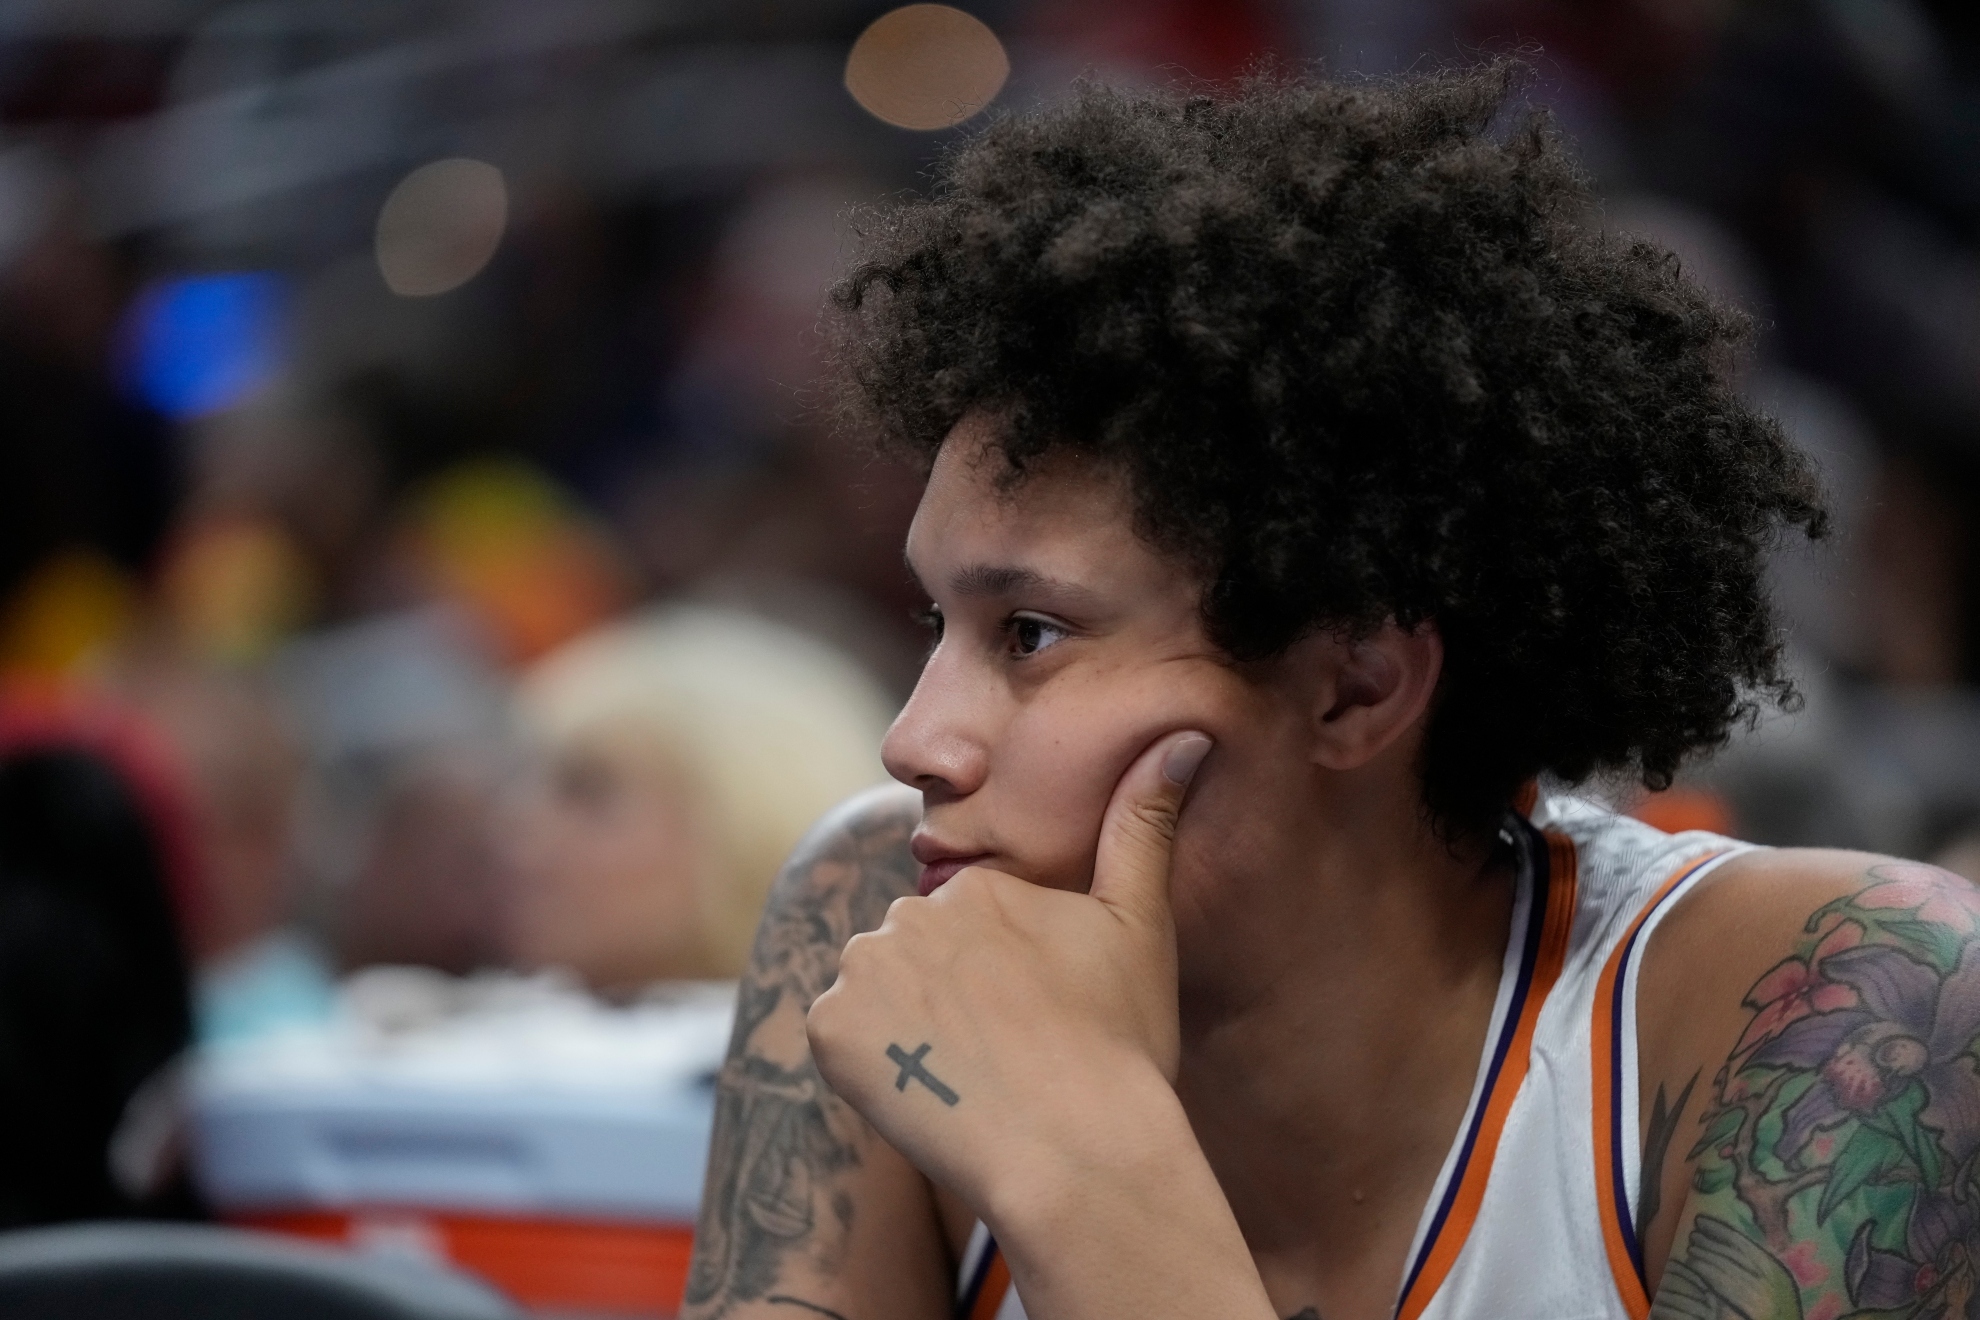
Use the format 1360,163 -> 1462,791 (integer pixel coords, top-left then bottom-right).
1638,1069 -> 1696,1237
684,791 -> 921,1318
887,1042 -> 960,1105
768,1295 -> 853,1320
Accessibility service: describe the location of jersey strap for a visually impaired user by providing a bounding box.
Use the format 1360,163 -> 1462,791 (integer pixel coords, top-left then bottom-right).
956,1223 -> 1013,1320
1590,847 -> 1735,1318
1393,820 -> 1581,1320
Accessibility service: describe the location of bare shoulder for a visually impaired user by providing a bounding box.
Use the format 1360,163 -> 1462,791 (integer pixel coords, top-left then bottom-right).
684,784 -> 959,1320
748,783 -> 924,997
1635,846 -> 1980,1316
1639,848 -> 1884,1052
1639,848 -> 1955,1086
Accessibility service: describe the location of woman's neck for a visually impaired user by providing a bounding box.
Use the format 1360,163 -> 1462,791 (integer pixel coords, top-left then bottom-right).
1170,787 -> 1516,1308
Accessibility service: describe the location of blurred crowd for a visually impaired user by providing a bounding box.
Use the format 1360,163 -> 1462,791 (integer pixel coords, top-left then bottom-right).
0,0 -> 1977,1241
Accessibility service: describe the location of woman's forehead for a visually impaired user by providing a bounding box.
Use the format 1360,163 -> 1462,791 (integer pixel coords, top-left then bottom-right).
913,432 -> 1131,551
906,428 -> 1193,608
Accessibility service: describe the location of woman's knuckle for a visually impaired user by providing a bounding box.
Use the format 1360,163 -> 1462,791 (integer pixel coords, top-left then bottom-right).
1128,799 -> 1180,834
804,995 -> 837,1044
839,931 -> 874,971
946,867 -> 993,902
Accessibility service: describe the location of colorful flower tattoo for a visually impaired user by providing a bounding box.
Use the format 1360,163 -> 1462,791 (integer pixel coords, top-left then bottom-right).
1655,864 -> 1980,1320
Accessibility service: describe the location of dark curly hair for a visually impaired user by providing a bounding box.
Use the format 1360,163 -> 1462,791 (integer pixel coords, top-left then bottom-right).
827,62 -> 1826,835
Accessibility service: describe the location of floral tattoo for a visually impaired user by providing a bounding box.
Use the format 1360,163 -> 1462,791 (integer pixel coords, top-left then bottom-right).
1656,864 -> 1980,1320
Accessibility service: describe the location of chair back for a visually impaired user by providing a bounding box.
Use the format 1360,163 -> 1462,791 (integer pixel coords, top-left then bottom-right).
0,1221 -> 520,1319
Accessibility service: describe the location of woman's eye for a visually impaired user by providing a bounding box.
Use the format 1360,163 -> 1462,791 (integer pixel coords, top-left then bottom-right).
912,606 -> 944,640
1007,614 -> 1069,657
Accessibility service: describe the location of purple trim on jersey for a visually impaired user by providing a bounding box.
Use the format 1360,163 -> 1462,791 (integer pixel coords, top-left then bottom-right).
956,1232 -> 999,1320
1603,850 -> 1724,1287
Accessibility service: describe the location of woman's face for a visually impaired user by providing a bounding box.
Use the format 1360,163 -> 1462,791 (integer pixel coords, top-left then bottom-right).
884,424 -> 1316,917
500,726 -> 707,990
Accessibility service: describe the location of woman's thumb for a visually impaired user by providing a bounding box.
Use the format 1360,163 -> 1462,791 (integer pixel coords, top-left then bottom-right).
1089,732 -> 1213,927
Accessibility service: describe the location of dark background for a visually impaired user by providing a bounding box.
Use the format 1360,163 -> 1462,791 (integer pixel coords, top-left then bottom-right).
5,0 -> 1980,939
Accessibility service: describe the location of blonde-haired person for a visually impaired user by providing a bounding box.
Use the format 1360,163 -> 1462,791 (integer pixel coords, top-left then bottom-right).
504,605 -> 894,991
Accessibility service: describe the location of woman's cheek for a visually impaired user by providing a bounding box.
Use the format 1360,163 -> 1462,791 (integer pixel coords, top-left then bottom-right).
994,692 -> 1186,889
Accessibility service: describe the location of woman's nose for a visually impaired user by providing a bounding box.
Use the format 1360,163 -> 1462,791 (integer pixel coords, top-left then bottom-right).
881,663 -> 989,800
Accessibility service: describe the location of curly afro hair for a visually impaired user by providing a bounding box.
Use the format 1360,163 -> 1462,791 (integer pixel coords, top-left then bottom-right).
827,61 -> 1826,835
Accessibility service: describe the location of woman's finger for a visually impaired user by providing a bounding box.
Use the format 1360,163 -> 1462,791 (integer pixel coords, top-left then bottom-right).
1087,731 -> 1212,932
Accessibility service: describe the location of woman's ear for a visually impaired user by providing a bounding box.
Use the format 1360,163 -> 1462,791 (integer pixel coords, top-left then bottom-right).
1305,622 -> 1443,771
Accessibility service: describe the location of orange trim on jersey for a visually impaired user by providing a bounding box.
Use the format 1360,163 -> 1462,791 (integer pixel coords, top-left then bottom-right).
1589,849 -> 1731,1320
968,1244 -> 1012,1320
1394,829 -> 1579,1320
1513,780 -> 1540,817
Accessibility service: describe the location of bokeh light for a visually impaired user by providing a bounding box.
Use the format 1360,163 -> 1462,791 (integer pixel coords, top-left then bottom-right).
374,158 -> 508,298
119,272 -> 287,420
844,4 -> 1009,132
158,517 -> 317,665
410,460 -> 631,664
0,549 -> 136,684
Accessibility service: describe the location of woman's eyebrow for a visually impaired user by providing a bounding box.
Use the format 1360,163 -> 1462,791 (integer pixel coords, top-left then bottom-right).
949,563 -> 1098,608
951,563 -> 1044,596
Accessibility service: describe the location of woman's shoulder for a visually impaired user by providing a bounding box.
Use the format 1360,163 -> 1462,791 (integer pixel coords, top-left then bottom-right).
768,784 -> 922,910
1643,846 -> 1940,995
1637,846 -> 1930,1057
1633,847 -> 1976,1184
793,782 -> 922,866
743,784 -> 922,987
1631,847 -> 1980,1298
684,780 -> 961,1320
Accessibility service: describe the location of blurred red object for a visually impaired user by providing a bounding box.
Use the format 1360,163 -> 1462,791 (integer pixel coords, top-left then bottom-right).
1021,0 -> 1286,83
239,1207 -> 693,1316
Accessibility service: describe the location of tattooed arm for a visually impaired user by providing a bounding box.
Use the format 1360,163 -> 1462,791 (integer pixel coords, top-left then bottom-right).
684,785 -> 968,1320
1637,850 -> 1980,1320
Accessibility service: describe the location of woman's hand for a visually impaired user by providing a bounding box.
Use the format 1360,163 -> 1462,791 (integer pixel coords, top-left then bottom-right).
804,730 -> 1210,1225
807,732 -> 1279,1320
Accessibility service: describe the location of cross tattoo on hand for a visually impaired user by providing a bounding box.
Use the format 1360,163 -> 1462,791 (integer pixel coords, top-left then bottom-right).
886,1042 -> 960,1106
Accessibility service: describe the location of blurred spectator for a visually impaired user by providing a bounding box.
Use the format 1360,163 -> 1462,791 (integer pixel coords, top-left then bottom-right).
274,604 -> 513,975
106,646 -> 301,963
172,393 -> 387,630
5,0 -> 1980,1026
503,604 -> 894,991
336,741 -> 513,976
101,642 -> 337,1045
0,699 -> 203,1226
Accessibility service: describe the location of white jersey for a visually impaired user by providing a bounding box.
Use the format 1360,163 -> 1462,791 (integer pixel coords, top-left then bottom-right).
954,794 -> 1753,1320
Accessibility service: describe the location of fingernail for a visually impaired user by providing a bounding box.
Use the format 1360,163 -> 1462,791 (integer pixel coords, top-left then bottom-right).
1163,735 -> 1213,786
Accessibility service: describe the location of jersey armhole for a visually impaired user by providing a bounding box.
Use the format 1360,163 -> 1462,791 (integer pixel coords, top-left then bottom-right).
1592,843 -> 1751,1317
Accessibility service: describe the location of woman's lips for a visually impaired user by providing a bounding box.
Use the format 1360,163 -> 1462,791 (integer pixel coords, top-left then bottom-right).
917,854 -> 989,896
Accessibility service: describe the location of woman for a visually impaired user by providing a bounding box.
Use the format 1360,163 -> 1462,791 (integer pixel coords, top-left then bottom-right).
505,604 -> 896,989
686,66 -> 1974,1320
0,700 -> 204,1224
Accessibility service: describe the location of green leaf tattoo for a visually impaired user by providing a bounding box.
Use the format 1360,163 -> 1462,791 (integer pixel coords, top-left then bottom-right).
1656,863 -> 1980,1319
1816,1125 -> 1905,1226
